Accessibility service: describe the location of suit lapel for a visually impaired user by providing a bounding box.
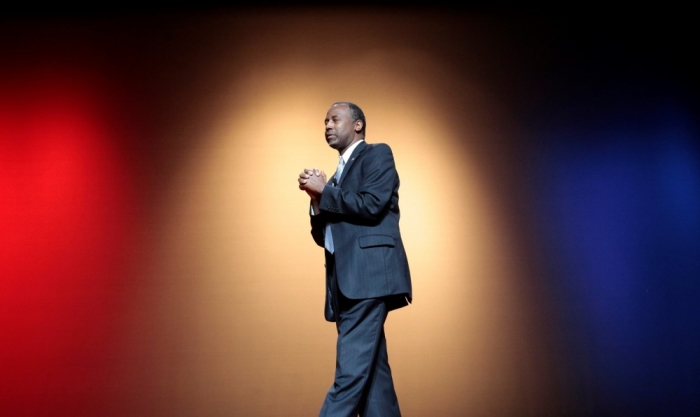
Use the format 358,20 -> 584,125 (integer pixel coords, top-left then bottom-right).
337,141 -> 366,187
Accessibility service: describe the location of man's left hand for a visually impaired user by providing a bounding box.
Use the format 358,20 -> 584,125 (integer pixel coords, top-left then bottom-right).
299,168 -> 327,198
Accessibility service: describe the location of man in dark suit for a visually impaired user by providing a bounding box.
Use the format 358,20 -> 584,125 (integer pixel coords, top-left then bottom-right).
298,102 -> 412,417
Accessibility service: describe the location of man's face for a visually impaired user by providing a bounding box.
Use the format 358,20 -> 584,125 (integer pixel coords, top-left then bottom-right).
324,104 -> 358,153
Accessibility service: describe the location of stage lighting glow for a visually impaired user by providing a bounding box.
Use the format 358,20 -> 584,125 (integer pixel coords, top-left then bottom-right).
0,72 -> 140,416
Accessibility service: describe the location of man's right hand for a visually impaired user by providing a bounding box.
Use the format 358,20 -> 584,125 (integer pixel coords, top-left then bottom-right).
298,168 -> 327,200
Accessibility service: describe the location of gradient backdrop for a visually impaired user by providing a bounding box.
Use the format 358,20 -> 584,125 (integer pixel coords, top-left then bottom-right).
1,5 -> 698,417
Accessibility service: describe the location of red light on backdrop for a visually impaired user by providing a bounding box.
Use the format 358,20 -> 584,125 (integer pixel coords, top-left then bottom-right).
0,72 -> 141,416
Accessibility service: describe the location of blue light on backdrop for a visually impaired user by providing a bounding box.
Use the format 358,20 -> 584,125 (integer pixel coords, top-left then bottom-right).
532,102 -> 700,416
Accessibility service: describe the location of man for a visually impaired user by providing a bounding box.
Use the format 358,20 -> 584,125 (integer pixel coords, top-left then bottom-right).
298,102 -> 412,417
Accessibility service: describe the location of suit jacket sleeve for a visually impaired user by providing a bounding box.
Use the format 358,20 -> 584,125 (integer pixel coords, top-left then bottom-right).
310,206 -> 326,248
317,144 -> 397,221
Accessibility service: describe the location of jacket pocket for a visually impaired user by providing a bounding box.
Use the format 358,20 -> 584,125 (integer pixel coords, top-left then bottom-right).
358,234 -> 395,248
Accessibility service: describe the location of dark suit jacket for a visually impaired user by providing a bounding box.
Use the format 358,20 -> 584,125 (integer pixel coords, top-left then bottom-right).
310,141 -> 412,321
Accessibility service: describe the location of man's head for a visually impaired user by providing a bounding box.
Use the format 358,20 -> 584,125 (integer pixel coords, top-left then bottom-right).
325,102 -> 366,155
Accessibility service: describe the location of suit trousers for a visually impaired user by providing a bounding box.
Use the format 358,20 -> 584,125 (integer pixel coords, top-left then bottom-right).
320,252 -> 401,417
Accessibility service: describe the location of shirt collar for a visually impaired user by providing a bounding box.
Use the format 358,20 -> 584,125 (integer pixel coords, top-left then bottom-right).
340,139 -> 364,164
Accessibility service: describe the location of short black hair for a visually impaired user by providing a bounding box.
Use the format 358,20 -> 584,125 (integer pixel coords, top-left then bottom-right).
333,101 -> 366,135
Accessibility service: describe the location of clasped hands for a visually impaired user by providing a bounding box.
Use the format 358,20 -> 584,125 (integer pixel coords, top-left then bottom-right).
298,168 -> 327,202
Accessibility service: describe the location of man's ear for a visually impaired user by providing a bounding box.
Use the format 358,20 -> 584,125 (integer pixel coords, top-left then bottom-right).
354,120 -> 363,133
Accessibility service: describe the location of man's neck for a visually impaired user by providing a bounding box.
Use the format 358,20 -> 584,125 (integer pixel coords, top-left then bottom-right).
338,138 -> 364,158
